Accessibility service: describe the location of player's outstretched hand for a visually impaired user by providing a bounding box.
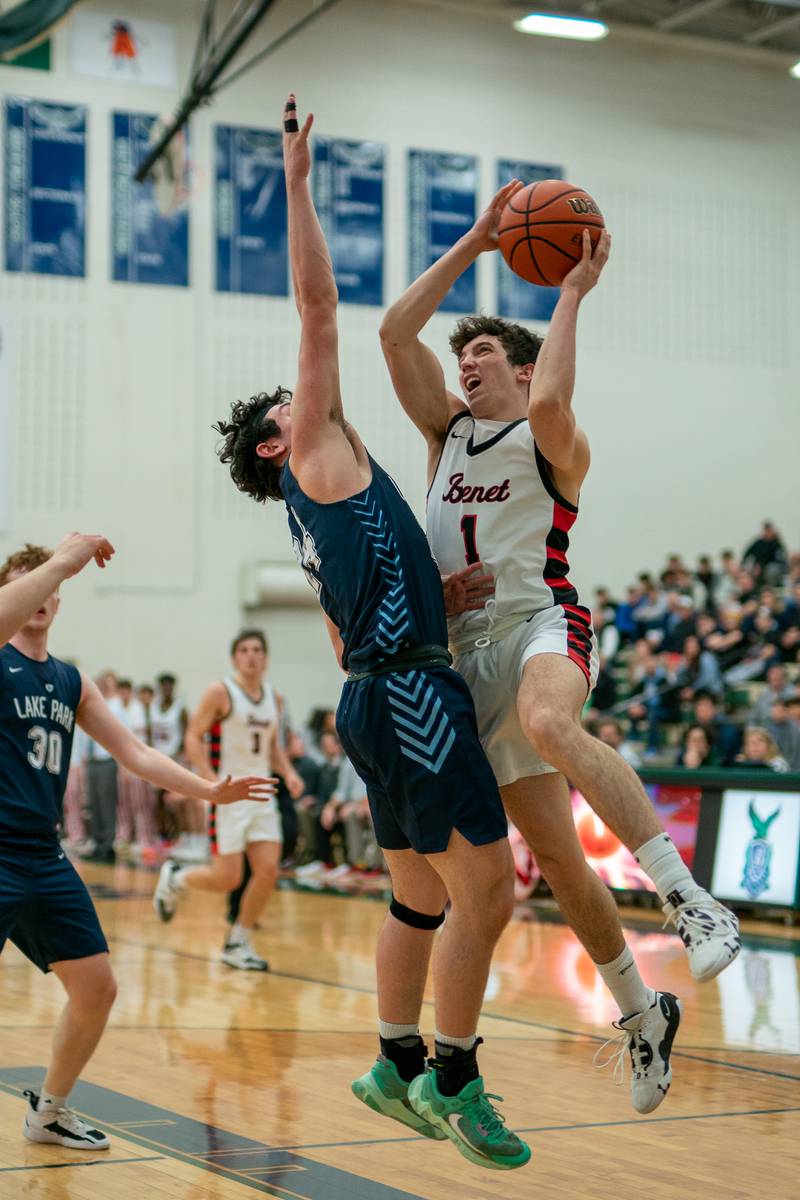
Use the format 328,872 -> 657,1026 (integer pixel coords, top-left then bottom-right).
210,774 -> 278,805
282,92 -> 313,182
469,179 -> 524,253
561,228 -> 611,299
53,532 -> 115,577
442,561 -> 495,617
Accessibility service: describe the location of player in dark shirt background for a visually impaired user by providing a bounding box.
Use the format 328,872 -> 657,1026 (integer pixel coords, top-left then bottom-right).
0,535 -> 275,1151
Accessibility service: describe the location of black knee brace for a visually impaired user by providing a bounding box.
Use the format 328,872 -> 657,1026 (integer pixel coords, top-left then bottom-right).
390,896 -> 446,930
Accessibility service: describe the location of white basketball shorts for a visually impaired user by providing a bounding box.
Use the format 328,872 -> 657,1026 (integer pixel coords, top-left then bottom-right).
211,799 -> 282,856
453,605 -> 599,787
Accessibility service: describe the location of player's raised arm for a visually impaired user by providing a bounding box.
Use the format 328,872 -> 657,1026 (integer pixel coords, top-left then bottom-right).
527,228 -> 610,476
282,94 -> 343,444
380,180 -> 523,443
77,675 -> 276,805
0,533 -> 114,647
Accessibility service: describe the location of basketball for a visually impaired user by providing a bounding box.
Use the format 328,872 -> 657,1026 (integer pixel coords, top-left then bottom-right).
497,180 -> 606,287
575,811 -> 623,860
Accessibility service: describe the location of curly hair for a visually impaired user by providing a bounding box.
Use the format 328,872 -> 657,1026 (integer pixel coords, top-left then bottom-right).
449,315 -> 543,367
0,543 -> 52,587
213,387 -> 291,503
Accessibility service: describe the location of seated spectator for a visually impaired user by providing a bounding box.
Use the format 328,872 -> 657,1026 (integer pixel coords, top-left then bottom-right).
296,730 -> 344,872
715,550 -> 741,607
634,582 -> 669,640
594,717 -> 641,769
734,726 -> 789,773
743,520 -> 788,585
705,605 -> 746,670
676,634 -> 723,702
614,584 -> 642,643
734,568 -> 760,615
693,691 -> 741,764
590,607 -> 619,712
676,724 -> 717,770
695,611 -> 720,650
626,652 -> 679,752
725,607 -> 782,684
331,757 -> 382,872
304,707 -> 338,764
752,663 -> 796,723
764,699 -> 800,772
594,585 -> 617,620
661,593 -> 696,654
778,585 -> 800,662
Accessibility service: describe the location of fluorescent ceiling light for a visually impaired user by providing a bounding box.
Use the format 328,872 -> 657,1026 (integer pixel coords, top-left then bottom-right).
513,13 -> 609,40
791,60 -> 800,78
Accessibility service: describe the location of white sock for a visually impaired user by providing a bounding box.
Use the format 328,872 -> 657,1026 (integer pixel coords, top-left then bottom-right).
434,1030 -> 477,1052
596,945 -> 655,1019
39,1091 -> 67,1110
228,922 -> 251,945
379,1021 -> 419,1040
172,866 -> 190,890
634,833 -> 699,906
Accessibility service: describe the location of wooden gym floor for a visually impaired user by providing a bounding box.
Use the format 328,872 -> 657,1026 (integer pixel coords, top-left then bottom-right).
1,863 -> 798,1199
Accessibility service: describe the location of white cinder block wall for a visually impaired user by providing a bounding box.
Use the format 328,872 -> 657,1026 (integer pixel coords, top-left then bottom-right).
0,0 -> 797,718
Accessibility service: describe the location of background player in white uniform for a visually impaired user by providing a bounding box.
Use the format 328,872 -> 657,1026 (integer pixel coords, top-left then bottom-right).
381,183 -> 741,1113
154,630 -> 304,970
151,672 -> 206,861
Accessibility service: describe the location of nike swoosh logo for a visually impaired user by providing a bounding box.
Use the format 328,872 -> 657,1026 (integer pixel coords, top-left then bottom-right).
450,432 -> 470,439
58,853 -> 65,860
9,667 -> 22,673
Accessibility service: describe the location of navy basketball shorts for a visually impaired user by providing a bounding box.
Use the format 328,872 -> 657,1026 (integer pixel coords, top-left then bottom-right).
0,846 -> 108,974
336,666 -> 508,855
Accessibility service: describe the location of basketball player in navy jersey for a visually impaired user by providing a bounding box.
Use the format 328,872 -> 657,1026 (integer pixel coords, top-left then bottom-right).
0,543 -> 276,1151
212,95 -> 529,1172
381,187 -> 741,1112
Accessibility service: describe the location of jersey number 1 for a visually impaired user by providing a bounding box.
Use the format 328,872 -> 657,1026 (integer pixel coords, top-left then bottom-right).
460,515 -> 480,565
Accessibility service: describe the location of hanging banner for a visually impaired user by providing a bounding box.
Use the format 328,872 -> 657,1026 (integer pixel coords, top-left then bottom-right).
408,150 -> 477,314
496,159 -> 563,323
111,111 -> 189,287
4,96 -> 87,278
313,137 -> 385,307
0,310 -> 10,532
72,11 -> 177,87
215,125 -> 287,297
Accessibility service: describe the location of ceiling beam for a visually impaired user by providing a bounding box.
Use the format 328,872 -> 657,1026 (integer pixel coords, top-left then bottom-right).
743,9 -> 800,42
657,0 -> 729,32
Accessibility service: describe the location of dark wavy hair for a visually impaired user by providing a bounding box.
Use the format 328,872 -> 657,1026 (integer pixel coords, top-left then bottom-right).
449,315 -> 543,367
213,387 -> 291,503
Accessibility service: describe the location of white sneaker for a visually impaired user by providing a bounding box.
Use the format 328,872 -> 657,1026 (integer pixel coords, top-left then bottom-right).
221,940 -> 269,971
662,890 -> 741,982
153,860 -> 182,923
295,860 -> 325,877
23,1090 -> 110,1150
594,992 -> 682,1114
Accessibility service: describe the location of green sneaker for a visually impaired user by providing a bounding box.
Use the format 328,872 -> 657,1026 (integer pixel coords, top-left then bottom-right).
351,1057 -> 446,1140
407,1071 -> 531,1171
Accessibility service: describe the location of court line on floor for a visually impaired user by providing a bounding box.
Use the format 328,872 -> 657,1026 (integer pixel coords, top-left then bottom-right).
106,935 -> 800,1083
267,1105 -> 800,1152
0,1155 -> 165,1172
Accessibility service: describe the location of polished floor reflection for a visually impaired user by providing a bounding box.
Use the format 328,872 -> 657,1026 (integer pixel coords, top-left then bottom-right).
1,862 -> 798,1199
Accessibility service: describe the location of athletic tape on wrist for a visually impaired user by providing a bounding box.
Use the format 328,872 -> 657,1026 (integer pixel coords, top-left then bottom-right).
390,896 -> 445,930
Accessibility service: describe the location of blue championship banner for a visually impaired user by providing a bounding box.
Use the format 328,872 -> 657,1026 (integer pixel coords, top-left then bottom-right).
313,137 -> 385,306
215,125 -> 287,296
4,97 -> 87,277
408,150 -> 477,314
112,112 -> 189,287
497,159 -> 563,322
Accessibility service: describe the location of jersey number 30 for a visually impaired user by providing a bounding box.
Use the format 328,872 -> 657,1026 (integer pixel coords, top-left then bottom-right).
27,727 -> 63,774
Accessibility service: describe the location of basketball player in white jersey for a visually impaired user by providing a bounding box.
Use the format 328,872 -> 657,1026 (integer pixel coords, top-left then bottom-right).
154,630 -> 304,970
381,183 -> 740,1112
151,673 -> 205,861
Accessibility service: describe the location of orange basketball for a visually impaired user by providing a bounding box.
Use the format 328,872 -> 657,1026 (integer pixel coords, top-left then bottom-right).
497,180 -> 606,287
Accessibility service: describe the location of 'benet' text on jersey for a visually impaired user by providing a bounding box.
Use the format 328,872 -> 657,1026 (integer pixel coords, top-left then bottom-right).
0,644 -> 82,848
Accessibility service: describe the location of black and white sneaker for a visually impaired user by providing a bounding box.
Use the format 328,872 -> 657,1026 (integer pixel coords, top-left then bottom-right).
221,939 -> 268,971
662,890 -> 741,982
594,991 -> 682,1114
153,860 -> 183,923
23,1090 -> 110,1150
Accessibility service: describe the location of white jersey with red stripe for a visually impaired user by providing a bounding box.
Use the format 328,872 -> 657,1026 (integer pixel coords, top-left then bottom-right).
218,677 -> 277,777
426,410 -> 591,663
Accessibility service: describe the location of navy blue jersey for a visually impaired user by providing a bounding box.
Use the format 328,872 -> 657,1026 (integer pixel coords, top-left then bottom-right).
281,454 -> 448,672
0,644 -> 82,848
